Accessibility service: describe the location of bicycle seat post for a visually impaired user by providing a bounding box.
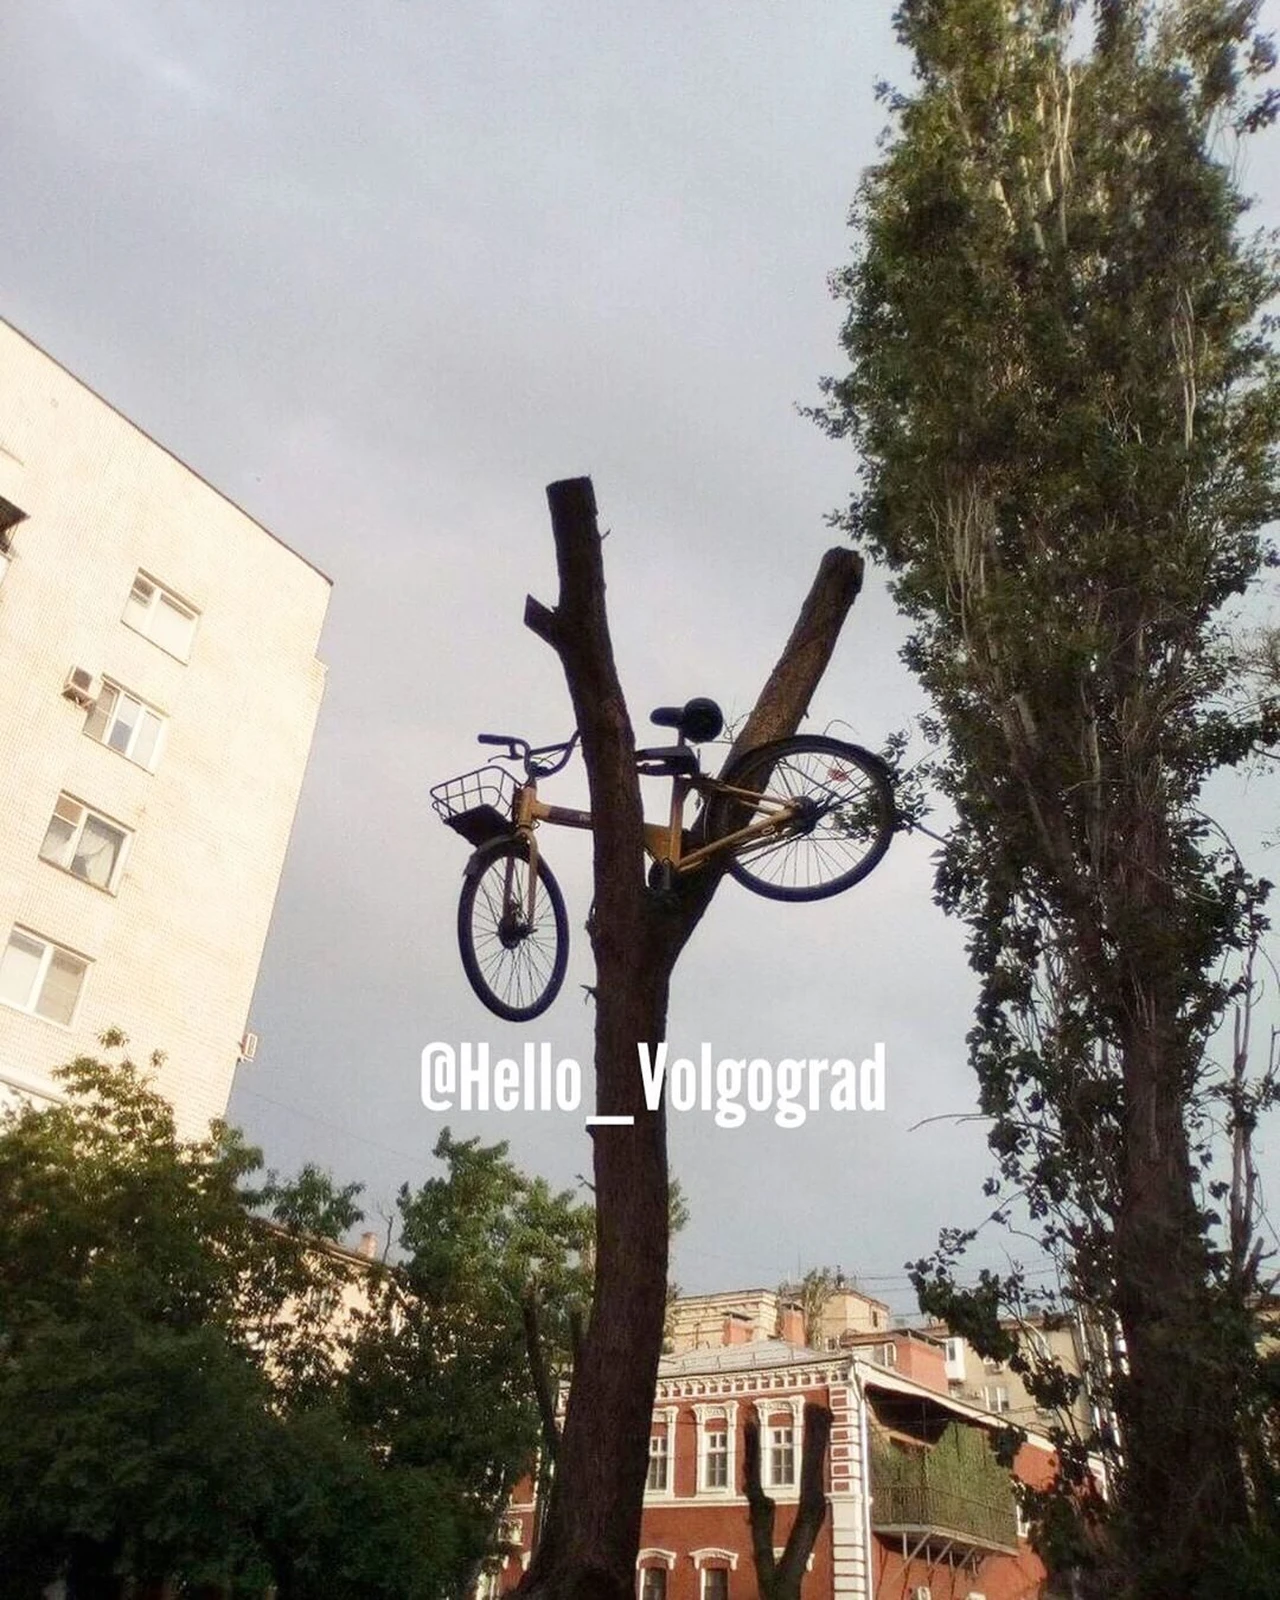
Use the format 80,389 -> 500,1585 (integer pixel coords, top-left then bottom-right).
664,731 -> 690,869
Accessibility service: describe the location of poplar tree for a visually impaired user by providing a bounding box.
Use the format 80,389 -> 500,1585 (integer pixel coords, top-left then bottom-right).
815,1 -> 1280,1592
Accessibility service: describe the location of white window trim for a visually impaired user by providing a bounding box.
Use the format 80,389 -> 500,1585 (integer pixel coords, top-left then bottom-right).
85,680 -> 166,771
694,1400 -> 738,1495
690,1550 -> 739,1572
122,570 -> 199,661
645,1406 -> 678,1499
0,927 -> 90,1028
39,794 -> 132,894
757,1397 -> 804,1491
636,1551 -> 678,1572
982,1383 -> 1012,1414
637,1557 -> 676,1600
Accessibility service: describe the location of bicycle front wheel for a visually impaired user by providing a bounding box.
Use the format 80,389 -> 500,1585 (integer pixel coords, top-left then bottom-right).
457,839 -> 569,1021
705,736 -> 895,902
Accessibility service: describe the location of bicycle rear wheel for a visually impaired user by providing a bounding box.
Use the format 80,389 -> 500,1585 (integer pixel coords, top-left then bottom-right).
457,839 -> 569,1021
705,736 -> 894,902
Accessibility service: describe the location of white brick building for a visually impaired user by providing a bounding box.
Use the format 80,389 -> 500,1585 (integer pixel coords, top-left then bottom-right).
0,319 -> 331,1135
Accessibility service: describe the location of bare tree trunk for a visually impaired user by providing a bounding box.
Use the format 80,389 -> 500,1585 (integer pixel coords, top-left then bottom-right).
744,1403 -> 833,1600
517,479 -> 862,1600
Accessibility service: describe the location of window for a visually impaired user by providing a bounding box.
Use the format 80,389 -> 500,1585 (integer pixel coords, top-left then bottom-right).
982,1384 -> 1012,1414
704,1424 -> 729,1489
640,1570 -> 667,1600
702,1570 -> 729,1600
767,1423 -> 795,1486
84,682 -> 164,769
647,1431 -> 669,1492
0,928 -> 89,1025
0,494 -> 24,585
944,1337 -> 964,1366
122,571 -> 198,660
39,795 -> 130,891
874,1341 -> 898,1368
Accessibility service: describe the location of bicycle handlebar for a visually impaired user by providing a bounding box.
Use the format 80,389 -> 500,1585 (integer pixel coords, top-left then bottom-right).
477,730 -> 580,780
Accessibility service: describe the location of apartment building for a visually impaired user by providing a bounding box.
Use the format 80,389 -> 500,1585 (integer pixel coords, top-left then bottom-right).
667,1284 -> 894,1357
0,319 -> 330,1135
922,1317 -> 1099,1442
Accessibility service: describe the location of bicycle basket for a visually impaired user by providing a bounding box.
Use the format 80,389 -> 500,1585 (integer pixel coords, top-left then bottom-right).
429,765 -> 519,847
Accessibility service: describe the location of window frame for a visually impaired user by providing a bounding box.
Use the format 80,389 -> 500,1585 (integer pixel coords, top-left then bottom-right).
0,927 -> 90,1026
121,570 -> 199,661
703,1424 -> 729,1490
982,1383 -> 1012,1415
639,1568 -> 668,1600
38,793 -> 132,893
646,1430 -> 669,1493
701,1569 -> 729,1600
84,680 -> 165,770
767,1423 -> 795,1487
758,1399 -> 804,1491
645,1406 -> 677,1498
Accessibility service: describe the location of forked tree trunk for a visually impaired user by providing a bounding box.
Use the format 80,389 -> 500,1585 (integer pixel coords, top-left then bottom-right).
517,479 -> 863,1600
744,1403 -> 833,1600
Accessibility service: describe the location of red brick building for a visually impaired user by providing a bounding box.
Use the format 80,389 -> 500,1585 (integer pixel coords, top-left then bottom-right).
495,1321 -> 1061,1600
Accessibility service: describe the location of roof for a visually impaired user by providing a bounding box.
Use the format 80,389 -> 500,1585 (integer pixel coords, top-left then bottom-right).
658,1338 -> 831,1376
0,317 -> 332,586
853,1359 -> 1056,1452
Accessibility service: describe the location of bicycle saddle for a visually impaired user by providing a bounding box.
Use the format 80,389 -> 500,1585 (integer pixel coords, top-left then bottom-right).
649,697 -> 724,743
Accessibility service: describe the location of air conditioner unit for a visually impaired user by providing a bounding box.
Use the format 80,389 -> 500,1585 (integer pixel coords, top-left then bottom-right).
912,1588 -> 932,1600
238,1031 -> 259,1063
62,666 -> 97,707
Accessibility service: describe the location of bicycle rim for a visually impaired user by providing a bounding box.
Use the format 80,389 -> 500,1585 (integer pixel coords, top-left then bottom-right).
708,736 -> 894,902
457,842 -> 569,1020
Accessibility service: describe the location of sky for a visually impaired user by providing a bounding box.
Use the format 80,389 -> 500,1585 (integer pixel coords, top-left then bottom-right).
5,0 -> 1280,1318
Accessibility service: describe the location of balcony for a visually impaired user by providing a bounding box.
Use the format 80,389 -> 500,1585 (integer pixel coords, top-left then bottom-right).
871,1480 -> 1018,1552
869,1434 -> 1019,1555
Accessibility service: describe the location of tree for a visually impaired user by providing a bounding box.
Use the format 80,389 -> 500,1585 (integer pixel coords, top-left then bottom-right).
0,1047 -> 584,1600
345,1129 -> 594,1585
743,1401 -> 833,1600
814,1 -> 1280,1592
517,479 -> 868,1600
778,1267 -> 839,1348
0,1048 -> 306,1596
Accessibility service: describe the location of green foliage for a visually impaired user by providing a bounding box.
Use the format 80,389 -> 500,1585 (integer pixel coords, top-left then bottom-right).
778,1266 -> 839,1347
0,1048 -> 587,1599
816,0 -> 1280,1590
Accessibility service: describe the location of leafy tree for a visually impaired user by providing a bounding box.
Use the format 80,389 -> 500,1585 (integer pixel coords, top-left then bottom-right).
345,1128 -> 594,1580
814,0 -> 1280,1591
778,1267 -> 839,1347
0,1047 -> 585,1600
0,1049 -> 309,1595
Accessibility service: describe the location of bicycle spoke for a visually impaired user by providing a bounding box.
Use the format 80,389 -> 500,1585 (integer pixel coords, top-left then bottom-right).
458,842 -> 569,1020
706,736 -> 894,902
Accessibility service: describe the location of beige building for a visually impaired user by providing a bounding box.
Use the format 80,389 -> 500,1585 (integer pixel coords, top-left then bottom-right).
667,1285 -> 895,1357
922,1314 -> 1100,1439
0,319 -> 330,1135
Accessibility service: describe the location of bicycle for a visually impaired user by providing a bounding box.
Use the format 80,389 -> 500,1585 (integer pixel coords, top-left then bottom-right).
430,697 -> 895,1022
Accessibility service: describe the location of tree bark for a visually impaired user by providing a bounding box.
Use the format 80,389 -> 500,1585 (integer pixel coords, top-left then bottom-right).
744,1403 -> 833,1600
516,479 -> 863,1600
